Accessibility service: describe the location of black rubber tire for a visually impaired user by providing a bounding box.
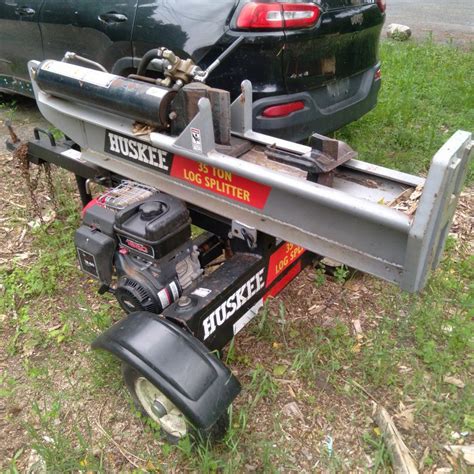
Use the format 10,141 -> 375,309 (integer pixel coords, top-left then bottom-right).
122,363 -> 229,444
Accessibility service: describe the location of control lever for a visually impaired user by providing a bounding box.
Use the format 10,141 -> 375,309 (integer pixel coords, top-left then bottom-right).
194,36 -> 245,83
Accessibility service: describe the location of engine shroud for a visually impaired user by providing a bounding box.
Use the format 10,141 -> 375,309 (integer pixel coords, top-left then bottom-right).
114,194 -> 191,260
74,183 -> 199,315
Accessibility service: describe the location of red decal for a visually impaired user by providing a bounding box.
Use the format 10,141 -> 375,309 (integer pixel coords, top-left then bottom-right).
264,260 -> 302,301
126,239 -> 149,253
266,242 -> 305,286
170,155 -> 271,209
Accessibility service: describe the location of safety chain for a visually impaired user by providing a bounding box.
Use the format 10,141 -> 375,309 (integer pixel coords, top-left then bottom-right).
14,142 -> 58,222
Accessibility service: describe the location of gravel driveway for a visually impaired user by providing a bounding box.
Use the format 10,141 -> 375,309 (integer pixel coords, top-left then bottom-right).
384,0 -> 474,45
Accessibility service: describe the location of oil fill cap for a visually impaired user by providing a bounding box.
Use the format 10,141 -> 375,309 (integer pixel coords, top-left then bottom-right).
140,201 -> 165,220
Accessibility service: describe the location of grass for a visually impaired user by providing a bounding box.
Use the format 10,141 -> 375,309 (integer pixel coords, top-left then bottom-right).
1,39 -> 473,471
0,93 -> 17,119
336,38 -> 474,183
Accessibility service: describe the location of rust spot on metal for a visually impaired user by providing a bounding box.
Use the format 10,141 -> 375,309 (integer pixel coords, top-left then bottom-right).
336,172 -> 381,189
5,120 -> 20,144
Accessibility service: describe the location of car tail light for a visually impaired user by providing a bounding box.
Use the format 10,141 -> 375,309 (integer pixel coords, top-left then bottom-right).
376,0 -> 386,13
262,101 -> 305,118
374,67 -> 381,81
237,2 -> 320,30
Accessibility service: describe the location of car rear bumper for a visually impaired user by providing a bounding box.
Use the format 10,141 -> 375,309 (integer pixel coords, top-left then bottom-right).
252,63 -> 381,142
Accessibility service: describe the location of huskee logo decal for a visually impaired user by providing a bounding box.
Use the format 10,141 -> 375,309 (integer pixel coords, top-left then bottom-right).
202,268 -> 265,340
105,130 -> 171,172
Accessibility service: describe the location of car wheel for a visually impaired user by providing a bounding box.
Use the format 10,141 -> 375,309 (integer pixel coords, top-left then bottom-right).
122,363 -> 229,444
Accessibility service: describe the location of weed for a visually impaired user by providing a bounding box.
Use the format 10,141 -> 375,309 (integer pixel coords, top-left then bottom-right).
26,400 -> 105,471
248,363 -> 279,404
225,337 -> 236,364
47,321 -> 73,344
22,359 -> 49,380
251,301 -> 276,341
291,345 -> 318,378
277,302 -> 287,342
0,371 -> 17,398
191,442 -> 225,473
48,127 -> 64,141
85,349 -> 122,391
363,431 -> 391,472
0,93 -> 17,119
258,440 -> 279,472
314,322 -> 354,372
319,437 -> 346,472
1,220 -> 77,313
233,407 -> 248,437
314,262 -> 327,287
6,448 -> 24,473
333,265 -> 350,284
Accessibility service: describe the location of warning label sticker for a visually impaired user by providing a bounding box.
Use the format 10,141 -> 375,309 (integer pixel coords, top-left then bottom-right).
170,155 -> 271,209
190,128 -> 202,152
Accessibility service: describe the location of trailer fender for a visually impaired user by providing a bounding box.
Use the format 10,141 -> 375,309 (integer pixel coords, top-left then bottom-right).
91,311 -> 241,429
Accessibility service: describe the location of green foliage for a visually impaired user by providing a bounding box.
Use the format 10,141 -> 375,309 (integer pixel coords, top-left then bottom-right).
0,93 -> 17,119
363,431 -> 391,472
0,219 -> 77,312
337,40 -> 474,183
333,265 -> 350,284
248,363 -> 279,404
2,40 -> 473,471
26,399 -> 105,471
314,262 -> 326,287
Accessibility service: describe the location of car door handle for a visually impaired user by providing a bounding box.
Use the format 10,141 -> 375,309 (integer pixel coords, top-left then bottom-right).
98,12 -> 128,24
16,6 -> 36,17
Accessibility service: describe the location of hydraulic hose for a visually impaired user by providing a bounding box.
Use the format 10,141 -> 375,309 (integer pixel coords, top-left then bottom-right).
137,49 -> 162,76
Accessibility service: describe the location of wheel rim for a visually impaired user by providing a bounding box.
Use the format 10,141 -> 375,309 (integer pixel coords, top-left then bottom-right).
135,377 -> 188,438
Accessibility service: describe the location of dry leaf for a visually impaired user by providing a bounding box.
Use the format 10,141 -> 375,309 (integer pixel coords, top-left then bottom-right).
395,407 -> 415,431
444,376 -> 465,389
444,445 -> 474,466
353,319 -> 363,336
48,324 -> 62,332
282,401 -> 304,421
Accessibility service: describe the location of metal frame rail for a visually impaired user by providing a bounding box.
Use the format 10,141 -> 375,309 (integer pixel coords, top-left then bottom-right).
28,61 -> 473,292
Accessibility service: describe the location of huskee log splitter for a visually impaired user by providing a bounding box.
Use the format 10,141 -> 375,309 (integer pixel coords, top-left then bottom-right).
9,45 -> 472,441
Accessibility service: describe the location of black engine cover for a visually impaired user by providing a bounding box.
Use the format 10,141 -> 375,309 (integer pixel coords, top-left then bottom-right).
75,225 -> 115,284
114,194 -> 190,260
76,184 -> 193,314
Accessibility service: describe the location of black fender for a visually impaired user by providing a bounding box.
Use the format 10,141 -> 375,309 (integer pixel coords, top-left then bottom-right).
91,311 -> 241,430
